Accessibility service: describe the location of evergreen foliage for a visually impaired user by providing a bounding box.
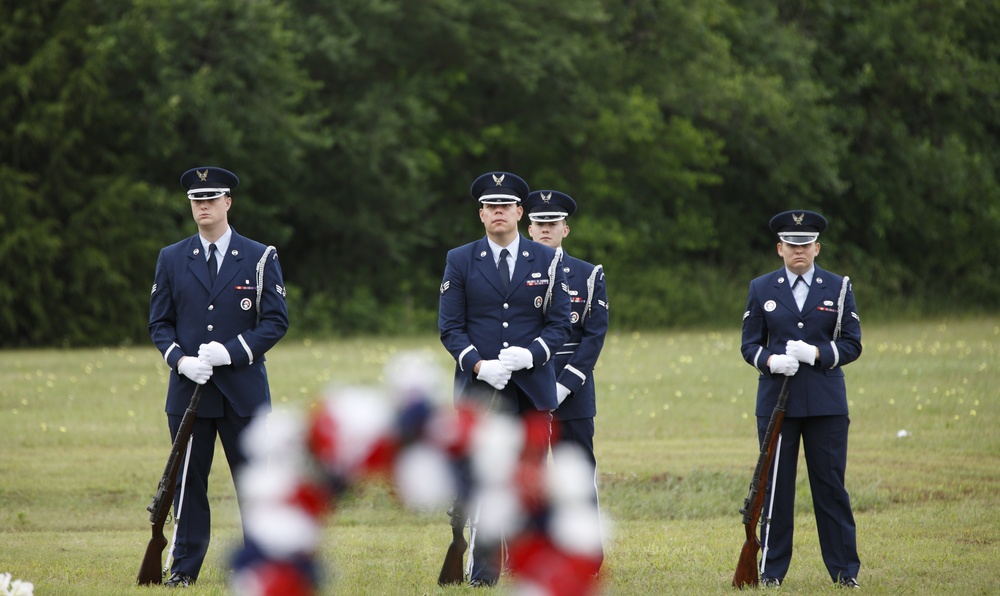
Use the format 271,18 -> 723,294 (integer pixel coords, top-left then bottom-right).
2,0 -> 998,346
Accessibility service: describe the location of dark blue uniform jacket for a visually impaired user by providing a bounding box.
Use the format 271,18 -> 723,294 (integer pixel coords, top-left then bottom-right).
439,235 -> 572,411
553,253 -> 608,422
149,229 -> 288,418
741,265 -> 862,418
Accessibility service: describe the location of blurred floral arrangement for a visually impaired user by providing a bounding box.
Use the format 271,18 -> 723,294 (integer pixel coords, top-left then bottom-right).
229,351 -> 605,595
0,573 -> 33,596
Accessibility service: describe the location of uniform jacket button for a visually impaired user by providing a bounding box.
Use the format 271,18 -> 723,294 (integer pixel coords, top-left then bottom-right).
503,342 -> 509,348
503,303 -> 509,309
208,305 -> 214,311
502,322 -> 509,328
797,322 -> 804,328
207,325 -> 214,331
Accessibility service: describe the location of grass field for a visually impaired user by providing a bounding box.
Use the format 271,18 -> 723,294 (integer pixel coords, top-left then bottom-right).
1,318 -> 998,594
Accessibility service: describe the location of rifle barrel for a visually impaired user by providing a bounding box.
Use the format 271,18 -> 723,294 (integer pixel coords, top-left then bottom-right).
732,377 -> 790,589
438,505 -> 468,585
136,385 -> 202,585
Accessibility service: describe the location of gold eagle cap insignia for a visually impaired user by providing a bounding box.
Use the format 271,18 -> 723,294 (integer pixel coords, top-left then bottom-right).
197,169 -> 209,182
793,213 -> 805,225
541,191 -> 552,203
492,173 -> 505,186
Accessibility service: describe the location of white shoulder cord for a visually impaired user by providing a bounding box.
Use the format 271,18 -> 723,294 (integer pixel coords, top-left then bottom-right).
255,246 -> 277,324
542,246 -> 562,315
581,264 -> 603,324
834,276 -> 850,340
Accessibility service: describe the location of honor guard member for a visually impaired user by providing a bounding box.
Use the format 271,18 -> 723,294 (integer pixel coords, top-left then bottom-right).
149,167 -> 289,588
524,189 -> 608,569
740,210 -> 862,589
438,171 -> 572,587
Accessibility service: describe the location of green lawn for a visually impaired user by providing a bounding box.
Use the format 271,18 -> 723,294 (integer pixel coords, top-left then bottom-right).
1,318 -> 997,594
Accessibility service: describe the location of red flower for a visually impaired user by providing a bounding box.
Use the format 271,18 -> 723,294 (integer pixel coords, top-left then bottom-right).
289,482 -> 331,519
249,562 -> 315,596
307,407 -> 339,469
507,533 -> 602,596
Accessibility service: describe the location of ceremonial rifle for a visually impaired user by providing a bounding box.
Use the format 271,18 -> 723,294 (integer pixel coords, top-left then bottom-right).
137,385 -> 202,585
436,387 -> 503,585
437,505 -> 469,585
733,376 -> 790,589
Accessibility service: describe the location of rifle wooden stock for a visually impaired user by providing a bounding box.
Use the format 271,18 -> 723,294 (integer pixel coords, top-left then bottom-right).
733,377 -> 790,589
137,385 -> 202,585
437,507 -> 468,585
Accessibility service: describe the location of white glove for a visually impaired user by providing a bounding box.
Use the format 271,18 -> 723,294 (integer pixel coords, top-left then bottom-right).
178,356 -> 213,384
768,354 -> 800,376
477,359 -> 512,390
785,340 -> 817,366
198,341 -> 232,366
556,383 -> 572,405
498,346 -> 534,371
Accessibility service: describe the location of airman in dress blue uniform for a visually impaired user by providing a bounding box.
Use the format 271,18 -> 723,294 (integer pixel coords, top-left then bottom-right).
149,167 -> 289,587
740,210 -> 862,589
438,171 -> 572,587
524,189 -> 608,569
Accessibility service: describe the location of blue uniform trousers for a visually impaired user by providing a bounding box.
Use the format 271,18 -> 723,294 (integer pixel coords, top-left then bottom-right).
469,385 -> 548,584
552,417 -> 603,566
757,414 -> 860,583
167,398 -> 253,579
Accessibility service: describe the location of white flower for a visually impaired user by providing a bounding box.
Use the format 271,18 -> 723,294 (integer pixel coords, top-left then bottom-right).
0,573 -> 34,596
393,444 -> 456,511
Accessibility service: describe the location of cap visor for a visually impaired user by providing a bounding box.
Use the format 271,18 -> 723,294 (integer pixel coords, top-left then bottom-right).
479,196 -> 520,205
187,189 -> 229,200
528,212 -> 567,222
779,233 -> 819,245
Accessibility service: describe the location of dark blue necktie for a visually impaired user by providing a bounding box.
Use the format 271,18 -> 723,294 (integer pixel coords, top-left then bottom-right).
208,243 -> 218,285
792,276 -> 807,310
498,248 -> 510,292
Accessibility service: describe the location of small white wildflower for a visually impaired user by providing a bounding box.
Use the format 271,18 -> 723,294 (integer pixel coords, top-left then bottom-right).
0,573 -> 35,596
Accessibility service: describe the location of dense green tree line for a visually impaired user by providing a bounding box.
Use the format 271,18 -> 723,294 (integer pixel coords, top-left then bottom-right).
2,0 -> 998,347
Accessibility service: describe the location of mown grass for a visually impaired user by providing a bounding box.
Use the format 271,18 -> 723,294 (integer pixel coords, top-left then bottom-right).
1,318 -> 998,594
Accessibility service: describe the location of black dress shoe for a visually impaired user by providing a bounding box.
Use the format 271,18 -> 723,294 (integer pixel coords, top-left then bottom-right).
468,577 -> 497,588
838,576 -> 860,589
164,572 -> 195,588
761,577 -> 782,587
